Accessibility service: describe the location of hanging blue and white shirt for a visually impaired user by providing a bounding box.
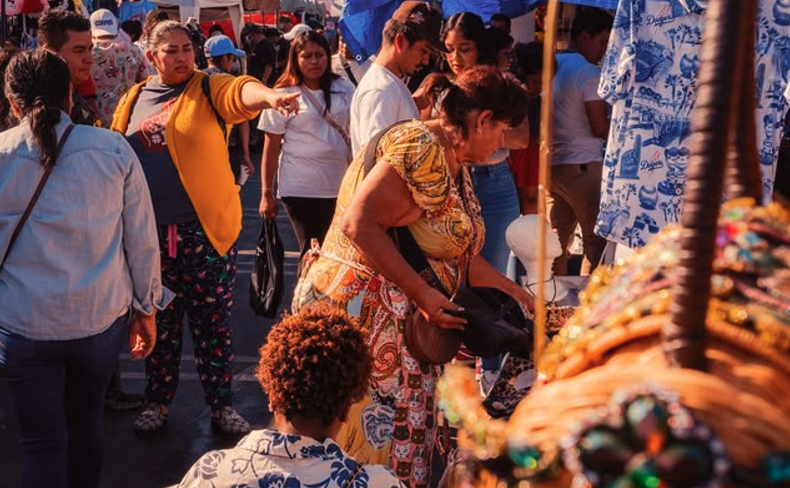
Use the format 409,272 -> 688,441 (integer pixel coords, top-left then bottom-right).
596,0 -> 790,248
176,430 -> 405,488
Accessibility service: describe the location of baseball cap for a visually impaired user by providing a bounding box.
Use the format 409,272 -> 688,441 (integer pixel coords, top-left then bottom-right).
204,35 -> 246,58
90,9 -> 119,37
283,23 -> 312,41
391,1 -> 446,53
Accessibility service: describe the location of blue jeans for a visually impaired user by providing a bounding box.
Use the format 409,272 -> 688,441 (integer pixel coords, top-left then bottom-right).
0,314 -> 127,488
469,159 -> 520,371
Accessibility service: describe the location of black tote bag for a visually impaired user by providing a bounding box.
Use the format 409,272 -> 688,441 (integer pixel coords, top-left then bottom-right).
249,219 -> 285,318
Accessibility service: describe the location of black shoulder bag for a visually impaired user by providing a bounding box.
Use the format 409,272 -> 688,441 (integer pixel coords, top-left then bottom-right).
1,124 -> 76,273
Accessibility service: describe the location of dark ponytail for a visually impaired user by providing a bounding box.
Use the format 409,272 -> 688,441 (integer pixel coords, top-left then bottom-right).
4,50 -> 71,169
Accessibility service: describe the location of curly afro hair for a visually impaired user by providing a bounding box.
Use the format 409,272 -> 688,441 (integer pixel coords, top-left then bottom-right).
256,303 -> 372,427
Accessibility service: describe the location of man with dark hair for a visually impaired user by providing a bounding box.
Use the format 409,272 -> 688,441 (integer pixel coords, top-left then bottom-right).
489,13 -> 511,34
265,26 -> 290,87
245,24 -> 276,86
349,1 -> 445,155
277,14 -> 294,35
38,10 -> 98,126
550,8 -> 613,276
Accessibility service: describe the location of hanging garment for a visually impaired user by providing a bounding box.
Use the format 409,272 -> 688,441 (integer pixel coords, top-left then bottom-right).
596,0 -> 790,249
118,0 -> 155,24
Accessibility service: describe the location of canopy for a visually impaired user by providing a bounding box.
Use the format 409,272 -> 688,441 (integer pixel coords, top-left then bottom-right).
340,0 -> 619,60
149,0 -> 245,43
260,0 -> 327,15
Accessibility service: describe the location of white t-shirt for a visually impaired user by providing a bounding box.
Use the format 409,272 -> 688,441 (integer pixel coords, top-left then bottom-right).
350,62 -> 420,156
331,54 -> 373,86
551,52 -> 605,165
259,77 -> 356,198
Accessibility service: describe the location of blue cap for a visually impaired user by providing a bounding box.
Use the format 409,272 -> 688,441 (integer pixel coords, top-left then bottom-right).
204,35 -> 246,58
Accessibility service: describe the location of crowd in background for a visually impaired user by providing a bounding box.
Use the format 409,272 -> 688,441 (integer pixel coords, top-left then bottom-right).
0,3 -> 601,488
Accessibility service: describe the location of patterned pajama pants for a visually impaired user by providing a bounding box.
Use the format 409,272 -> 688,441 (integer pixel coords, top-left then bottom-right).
144,219 -> 237,410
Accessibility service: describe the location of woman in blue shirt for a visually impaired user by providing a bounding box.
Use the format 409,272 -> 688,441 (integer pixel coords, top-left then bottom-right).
0,50 -> 171,488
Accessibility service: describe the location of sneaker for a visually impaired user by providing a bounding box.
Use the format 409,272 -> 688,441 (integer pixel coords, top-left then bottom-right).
479,370 -> 499,397
211,406 -> 251,438
105,390 -> 145,411
133,403 -> 168,437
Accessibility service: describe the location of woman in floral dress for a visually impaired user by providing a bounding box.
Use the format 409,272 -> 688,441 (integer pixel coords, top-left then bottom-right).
293,66 -> 533,488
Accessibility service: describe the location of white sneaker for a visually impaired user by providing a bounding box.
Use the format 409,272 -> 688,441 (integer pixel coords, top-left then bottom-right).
479,370 -> 499,397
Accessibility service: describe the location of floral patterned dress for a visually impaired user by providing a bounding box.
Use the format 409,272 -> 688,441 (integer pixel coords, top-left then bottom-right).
293,121 -> 485,488
177,430 -> 403,487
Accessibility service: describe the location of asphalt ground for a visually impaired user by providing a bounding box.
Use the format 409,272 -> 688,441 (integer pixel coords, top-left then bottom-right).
0,160 -> 301,488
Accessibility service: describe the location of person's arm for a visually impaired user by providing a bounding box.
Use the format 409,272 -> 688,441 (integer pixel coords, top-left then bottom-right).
261,63 -> 274,86
468,254 -> 534,311
119,141 -> 174,357
412,72 -> 443,121
238,121 -> 254,176
582,69 -> 610,140
239,80 -> 299,114
585,99 -> 610,139
211,74 -> 300,124
340,161 -> 466,330
518,185 -> 538,215
259,132 -> 282,218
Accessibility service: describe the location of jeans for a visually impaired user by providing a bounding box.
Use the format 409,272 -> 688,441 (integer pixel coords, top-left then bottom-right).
469,160 -> 520,371
0,314 -> 127,488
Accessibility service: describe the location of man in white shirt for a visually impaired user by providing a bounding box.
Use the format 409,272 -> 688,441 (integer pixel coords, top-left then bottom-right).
550,8 -> 613,276
350,1 -> 445,155
331,32 -> 373,88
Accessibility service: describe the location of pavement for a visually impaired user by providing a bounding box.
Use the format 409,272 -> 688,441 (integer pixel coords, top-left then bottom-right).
0,163 -> 303,488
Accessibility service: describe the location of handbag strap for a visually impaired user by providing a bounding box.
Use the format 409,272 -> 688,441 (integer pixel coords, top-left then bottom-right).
299,86 -> 352,153
360,120 -> 451,296
341,58 -> 358,86
0,123 -> 76,273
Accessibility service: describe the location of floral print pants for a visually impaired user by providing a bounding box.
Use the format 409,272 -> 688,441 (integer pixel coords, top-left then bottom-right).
144,219 -> 237,410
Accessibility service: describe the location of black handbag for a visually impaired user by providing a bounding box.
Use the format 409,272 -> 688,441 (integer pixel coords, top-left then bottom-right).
249,218 -> 285,318
452,282 -> 532,359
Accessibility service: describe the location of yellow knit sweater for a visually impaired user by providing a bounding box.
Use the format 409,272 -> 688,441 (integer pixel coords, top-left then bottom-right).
112,70 -> 259,256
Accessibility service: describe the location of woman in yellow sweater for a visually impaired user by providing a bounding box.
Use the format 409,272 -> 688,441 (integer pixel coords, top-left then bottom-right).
111,20 -> 298,437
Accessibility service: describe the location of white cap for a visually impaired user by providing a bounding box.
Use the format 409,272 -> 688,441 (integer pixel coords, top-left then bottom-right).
90,9 -> 118,37
283,23 -> 312,41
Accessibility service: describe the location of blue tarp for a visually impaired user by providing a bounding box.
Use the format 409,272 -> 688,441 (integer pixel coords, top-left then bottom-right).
340,0 -> 619,60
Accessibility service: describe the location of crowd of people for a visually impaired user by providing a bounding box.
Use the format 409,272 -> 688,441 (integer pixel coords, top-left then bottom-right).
0,2 -> 629,488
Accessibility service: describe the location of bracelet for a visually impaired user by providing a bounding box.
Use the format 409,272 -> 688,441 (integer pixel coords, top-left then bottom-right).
262,188 -> 274,193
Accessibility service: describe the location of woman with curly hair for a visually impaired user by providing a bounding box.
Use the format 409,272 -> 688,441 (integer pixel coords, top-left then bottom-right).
176,304 -> 404,488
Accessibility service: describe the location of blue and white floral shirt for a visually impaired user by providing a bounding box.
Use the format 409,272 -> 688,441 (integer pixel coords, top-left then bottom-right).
176,430 -> 404,488
596,0 -> 790,248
